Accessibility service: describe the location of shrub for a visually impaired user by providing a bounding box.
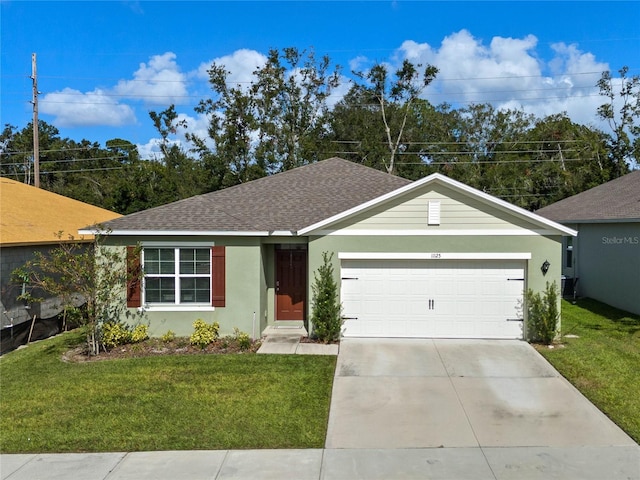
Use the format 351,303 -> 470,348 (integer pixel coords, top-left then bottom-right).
526,281 -> 560,344
310,252 -> 343,343
130,324 -> 149,343
233,327 -> 252,351
101,321 -> 131,350
101,321 -> 149,350
161,330 -> 176,343
190,319 -> 220,349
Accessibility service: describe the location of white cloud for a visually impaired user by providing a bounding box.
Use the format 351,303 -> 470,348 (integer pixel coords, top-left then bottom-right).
40,88 -> 136,127
377,30 -> 611,129
137,111 -> 214,160
114,52 -> 188,104
39,52 -> 191,129
195,49 -> 268,90
136,138 -> 164,161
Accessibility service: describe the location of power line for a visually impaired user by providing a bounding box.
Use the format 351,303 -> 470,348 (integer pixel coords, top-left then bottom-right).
1,155 -> 130,167
2,67 -> 631,84
1,138 -> 598,157
324,156 -> 603,165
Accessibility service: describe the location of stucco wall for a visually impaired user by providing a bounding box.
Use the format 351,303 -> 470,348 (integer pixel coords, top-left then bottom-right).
104,231 -> 564,339
105,236 -> 267,339
572,222 -> 640,315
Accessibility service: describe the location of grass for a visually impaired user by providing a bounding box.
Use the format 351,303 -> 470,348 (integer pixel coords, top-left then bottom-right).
0,331 -> 336,453
537,299 -> 640,443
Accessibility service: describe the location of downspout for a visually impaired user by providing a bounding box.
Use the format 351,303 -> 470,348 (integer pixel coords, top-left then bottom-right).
252,311 -> 256,340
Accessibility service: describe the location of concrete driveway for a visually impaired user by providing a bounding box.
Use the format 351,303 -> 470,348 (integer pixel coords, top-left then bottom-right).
325,338 -> 639,479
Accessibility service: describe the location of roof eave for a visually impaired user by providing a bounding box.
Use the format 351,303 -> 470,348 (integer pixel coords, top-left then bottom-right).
550,217 -> 640,225
78,229 -> 271,237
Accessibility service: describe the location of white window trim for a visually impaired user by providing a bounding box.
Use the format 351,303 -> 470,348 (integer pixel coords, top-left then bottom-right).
142,246 -> 212,307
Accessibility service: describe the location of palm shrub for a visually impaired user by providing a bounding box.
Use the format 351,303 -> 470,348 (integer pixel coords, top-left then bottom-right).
310,252 -> 343,343
525,281 -> 559,344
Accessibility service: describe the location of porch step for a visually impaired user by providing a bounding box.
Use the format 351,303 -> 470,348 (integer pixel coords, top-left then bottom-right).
262,322 -> 308,337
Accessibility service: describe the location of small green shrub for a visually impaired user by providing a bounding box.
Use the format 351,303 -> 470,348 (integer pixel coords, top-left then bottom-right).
526,281 -> 560,344
190,319 -> 220,349
130,324 -> 149,343
101,321 -> 148,350
101,321 -> 132,350
161,330 -> 176,343
310,252 -> 343,343
233,327 -> 252,351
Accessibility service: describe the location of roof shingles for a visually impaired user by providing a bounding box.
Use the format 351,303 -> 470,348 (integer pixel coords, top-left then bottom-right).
102,158 -> 412,233
1,178 -> 121,245
536,170 -> 640,222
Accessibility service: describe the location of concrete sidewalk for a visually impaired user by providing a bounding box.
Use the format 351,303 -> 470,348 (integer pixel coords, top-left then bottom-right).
3,446 -> 639,480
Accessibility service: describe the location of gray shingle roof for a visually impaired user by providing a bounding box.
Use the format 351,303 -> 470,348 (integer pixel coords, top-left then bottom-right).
536,170 -> 640,222
102,157 -> 412,233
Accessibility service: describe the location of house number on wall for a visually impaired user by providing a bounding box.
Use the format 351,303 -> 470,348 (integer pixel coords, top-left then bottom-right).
431,253 -> 442,259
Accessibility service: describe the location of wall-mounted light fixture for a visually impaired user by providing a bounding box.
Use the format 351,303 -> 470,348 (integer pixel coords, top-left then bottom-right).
541,260 -> 550,276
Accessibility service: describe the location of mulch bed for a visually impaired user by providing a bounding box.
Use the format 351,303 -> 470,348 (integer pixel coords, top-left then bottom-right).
62,337 -> 262,363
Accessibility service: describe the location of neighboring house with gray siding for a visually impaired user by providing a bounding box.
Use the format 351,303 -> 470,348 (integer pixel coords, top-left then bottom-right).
87,158 -> 575,341
537,170 -> 640,315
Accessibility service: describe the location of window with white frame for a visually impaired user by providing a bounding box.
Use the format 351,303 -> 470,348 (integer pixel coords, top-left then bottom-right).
565,237 -> 573,269
143,248 -> 211,305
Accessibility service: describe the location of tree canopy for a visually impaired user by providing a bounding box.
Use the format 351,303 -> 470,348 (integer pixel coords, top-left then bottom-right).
2,50 -> 636,214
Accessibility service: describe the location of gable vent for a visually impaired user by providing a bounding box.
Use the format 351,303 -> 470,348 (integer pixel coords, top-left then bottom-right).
428,200 -> 441,225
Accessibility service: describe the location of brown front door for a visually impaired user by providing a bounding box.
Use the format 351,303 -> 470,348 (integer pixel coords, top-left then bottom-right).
276,249 -> 307,321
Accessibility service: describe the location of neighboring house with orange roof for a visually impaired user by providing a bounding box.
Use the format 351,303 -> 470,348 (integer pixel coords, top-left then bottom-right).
1,178 -> 121,330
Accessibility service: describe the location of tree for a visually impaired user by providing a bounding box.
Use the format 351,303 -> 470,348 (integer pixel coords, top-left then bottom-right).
253,47 -> 341,171
193,65 -> 267,185
352,60 -> 438,174
196,47 -> 341,175
596,66 -> 639,172
11,233 -> 144,355
148,105 -> 212,203
310,252 -> 342,343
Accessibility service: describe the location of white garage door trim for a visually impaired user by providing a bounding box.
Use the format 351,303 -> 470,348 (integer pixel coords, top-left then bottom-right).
340,257 -> 525,339
338,251 -> 532,260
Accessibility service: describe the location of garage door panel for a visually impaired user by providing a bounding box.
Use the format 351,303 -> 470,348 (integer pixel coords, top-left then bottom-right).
341,259 -> 525,339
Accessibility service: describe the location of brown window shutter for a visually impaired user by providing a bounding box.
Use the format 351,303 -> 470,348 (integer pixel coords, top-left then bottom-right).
211,246 -> 225,307
126,246 -> 141,308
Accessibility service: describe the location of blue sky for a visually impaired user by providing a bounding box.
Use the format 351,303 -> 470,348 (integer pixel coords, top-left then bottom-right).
2,1 -> 639,159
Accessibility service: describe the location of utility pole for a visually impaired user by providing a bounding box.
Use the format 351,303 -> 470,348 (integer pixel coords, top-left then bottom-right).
31,53 -> 40,188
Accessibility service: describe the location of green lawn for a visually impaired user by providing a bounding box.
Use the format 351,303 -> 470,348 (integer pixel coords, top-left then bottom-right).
538,299 -> 640,443
0,331 -> 336,453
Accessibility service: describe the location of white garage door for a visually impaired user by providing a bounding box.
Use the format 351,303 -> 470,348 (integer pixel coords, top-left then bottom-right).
341,259 -> 525,339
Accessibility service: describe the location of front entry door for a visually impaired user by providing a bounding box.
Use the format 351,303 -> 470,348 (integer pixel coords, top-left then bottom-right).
276,249 -> 307,321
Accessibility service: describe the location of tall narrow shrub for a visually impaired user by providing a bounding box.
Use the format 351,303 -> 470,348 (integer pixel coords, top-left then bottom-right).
526,281 -> 560,344
311,252 -> 343,343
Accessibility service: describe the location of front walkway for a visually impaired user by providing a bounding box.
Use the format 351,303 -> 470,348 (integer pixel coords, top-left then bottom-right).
256,324 -> 339,355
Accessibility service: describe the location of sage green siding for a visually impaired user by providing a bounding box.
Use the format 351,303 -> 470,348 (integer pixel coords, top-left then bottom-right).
330,184 -> 544,232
